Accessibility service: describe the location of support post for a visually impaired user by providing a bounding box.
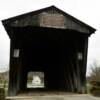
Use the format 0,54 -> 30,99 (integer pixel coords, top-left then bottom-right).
82,37 -> 89,93
8,41 -> 21,96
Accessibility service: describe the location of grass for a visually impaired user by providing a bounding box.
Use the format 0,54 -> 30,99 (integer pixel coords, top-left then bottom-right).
0,82 -> 8,96
86,83 -> 92,94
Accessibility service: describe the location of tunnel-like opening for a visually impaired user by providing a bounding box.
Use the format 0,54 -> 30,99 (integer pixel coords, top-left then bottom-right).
19,27 -> 81,92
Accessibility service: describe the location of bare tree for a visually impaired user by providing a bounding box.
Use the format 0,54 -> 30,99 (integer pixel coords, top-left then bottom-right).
90,62 -> 100,82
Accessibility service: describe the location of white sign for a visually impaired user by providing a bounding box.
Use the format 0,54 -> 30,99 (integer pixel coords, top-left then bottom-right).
77,52 -> 83,60
13,49 -> 20,58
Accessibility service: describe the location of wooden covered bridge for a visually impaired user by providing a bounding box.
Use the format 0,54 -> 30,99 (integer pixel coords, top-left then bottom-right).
2,6 -> 96,96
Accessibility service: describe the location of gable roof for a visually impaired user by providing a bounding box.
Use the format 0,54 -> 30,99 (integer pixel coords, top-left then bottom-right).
2,5 -> 96,37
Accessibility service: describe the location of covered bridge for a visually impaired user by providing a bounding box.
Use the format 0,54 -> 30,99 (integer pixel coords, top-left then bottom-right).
2,6 -> 96,96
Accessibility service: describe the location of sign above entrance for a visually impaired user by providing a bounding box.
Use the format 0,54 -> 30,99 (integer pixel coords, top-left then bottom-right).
40,13 -> 66,29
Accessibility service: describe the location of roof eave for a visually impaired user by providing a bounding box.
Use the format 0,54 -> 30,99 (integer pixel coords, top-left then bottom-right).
2,5 -> 96,36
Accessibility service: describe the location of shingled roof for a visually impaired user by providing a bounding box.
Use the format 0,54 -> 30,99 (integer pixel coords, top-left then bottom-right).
2,5 -> 96,37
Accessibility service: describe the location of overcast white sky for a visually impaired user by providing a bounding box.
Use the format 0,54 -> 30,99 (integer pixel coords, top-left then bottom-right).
0,0 -> 100,75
